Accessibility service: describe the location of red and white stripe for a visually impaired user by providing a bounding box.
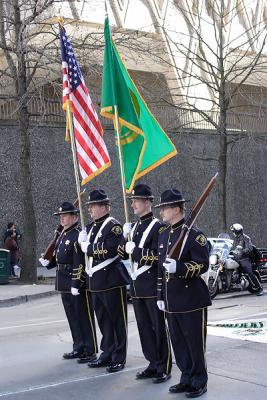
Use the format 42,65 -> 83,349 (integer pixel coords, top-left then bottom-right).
62,62 -> 110,184
62,61 -> 70,109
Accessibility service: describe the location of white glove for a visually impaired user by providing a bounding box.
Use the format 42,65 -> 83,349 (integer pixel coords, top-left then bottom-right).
157,300 -> 165,311
163,257 -> 177,274
71,287 -> 80,296
125,241 -> 136,254
78,229 -> 87,244
81,241 -> 89,254
123,222 -> 132,238
39,257 -> 50,267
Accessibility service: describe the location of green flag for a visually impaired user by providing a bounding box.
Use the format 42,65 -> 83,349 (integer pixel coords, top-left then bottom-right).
101,17 -> 177,192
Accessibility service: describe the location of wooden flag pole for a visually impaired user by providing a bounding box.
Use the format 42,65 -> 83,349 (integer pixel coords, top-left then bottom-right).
114,105 -> 129,223
66,100 -> 93,275
66,101 -> 86,229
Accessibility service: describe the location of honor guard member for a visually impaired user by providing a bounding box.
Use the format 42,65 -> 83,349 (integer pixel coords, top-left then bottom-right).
39,202 -> 98,363
78,190 -> 129,373
155,189 -> 211,398
118,184 -> 172,383
230,223 -> 263,295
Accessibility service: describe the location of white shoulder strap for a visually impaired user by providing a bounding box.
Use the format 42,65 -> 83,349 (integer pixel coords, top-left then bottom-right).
130,222 -> 138,241
138,218 -> 159,249
93,217 -> 114,243
87,217 -> 114,244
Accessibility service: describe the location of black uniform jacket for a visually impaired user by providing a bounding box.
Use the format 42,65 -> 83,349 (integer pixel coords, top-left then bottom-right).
47,222 -> 87,293
85,214 -> 129,292
157,219 -> 211,313
118,212 -> 163,298
232,233 -> 253,260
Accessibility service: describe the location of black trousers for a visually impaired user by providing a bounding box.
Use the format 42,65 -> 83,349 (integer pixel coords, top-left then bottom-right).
92,287 -> 127,364
61,291 -> 98,354
167,308 -> 208,389
239,259 -> 262,290
132,297 -> 172,375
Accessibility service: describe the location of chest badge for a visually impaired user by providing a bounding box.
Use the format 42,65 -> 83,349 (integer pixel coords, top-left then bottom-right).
65,240 -> 70,245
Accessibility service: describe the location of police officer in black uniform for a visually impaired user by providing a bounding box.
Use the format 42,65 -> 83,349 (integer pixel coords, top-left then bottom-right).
78,190 -> 129,373
230,223 -> 263,295
39,202 -> 98,362
155,189 -> 211,398
118,184 -> 172,383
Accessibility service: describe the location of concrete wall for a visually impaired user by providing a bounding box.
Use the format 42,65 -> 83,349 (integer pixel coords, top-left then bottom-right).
0,123 -> 266,267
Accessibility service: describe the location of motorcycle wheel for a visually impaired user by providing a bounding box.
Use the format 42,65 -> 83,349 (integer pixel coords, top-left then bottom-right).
247,284 -> 260,294
208,278 -> 219,299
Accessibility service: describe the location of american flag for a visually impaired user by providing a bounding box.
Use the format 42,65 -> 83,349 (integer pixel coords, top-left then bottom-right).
60,26 -> 111,185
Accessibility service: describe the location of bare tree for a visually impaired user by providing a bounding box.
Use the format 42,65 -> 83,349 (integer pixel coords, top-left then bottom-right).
0,0 -> 143,283
0,0 -> 61,283
146,0 -> 267,231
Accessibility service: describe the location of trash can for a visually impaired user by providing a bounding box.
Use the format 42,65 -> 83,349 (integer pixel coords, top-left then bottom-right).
0,249 -> 11,284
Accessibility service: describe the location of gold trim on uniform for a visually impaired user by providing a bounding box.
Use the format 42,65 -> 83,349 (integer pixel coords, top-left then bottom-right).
85,291 -> 98,353
159,226 -> 168,234
184,261 -> 204,278
120,287 -> 128,343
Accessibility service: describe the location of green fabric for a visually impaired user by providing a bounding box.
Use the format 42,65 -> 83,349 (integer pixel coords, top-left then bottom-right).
101,17 -> 177,192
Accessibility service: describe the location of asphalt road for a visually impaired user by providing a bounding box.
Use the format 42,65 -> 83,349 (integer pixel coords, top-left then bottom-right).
0,288 -> 267,400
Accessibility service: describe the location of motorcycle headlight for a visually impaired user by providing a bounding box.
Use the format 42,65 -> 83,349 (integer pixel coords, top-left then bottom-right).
209,255 -> 218,265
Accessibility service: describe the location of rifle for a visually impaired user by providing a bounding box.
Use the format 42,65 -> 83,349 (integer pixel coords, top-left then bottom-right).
42,190 -> 86,261
168,173 -> 218,260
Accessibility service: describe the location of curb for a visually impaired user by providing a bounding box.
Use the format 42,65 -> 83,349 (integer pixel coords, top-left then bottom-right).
0,290 -> 58,308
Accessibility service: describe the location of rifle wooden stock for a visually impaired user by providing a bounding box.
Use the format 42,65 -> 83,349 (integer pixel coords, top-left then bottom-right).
168,173 -> 218,260
42,190 -> 86,261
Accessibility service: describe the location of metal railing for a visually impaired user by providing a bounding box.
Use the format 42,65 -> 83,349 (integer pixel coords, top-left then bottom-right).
153,105 -> 267,134
0,97 -> 266,134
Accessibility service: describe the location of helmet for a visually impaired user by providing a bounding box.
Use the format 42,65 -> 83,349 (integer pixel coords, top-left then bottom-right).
230,223 -> 243,235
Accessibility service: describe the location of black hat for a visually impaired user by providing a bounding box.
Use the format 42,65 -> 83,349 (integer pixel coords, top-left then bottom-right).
86,189 -> 110,205
154,189 -> 187,208
54,202 -> 80,215
128,184 -> 154,200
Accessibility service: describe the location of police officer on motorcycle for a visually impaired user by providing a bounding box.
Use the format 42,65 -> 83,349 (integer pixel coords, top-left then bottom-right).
230,224 -> 263,296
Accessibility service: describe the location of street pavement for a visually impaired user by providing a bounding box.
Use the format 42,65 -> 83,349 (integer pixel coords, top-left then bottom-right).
0,283 -> 267,399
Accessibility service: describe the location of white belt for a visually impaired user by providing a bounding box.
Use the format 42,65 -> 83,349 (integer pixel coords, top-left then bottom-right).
131,264 -> 152,280
86,255 -> 119,277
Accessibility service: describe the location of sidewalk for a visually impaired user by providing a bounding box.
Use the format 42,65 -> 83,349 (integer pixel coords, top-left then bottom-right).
0,266 -> 57,308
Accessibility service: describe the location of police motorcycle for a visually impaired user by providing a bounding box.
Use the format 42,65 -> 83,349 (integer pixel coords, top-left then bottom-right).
208,234 -> 262,299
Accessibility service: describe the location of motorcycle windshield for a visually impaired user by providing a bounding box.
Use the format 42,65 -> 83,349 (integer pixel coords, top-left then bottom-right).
210,238 -> 233,262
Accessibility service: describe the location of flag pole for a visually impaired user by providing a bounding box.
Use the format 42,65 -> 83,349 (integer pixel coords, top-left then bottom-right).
104,4 -> 129,223
114,105 -> 129,223
66,100 -> 92,274
66,102 -> 86,229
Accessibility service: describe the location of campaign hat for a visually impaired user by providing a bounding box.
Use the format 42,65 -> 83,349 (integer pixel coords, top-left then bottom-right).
128,184 -> 154,200
86,189 -> 110,205
54,202 -> 80,215
154,189 -> 187,208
